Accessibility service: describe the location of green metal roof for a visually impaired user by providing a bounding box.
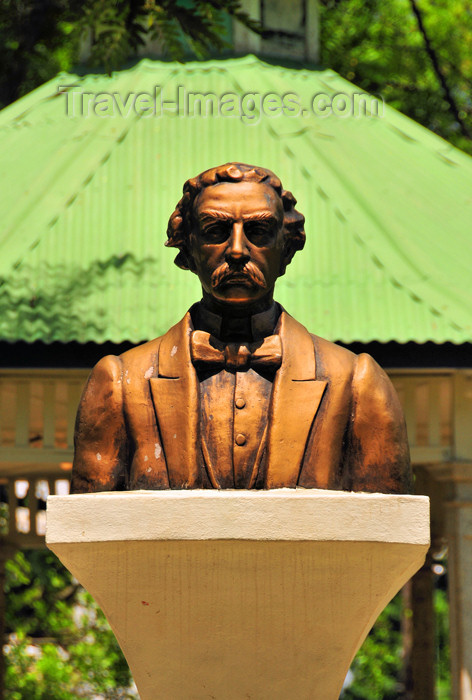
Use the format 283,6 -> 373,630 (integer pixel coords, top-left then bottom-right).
1,55 -> 471,344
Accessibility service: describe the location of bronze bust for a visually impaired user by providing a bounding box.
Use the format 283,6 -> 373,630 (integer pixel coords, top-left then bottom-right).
71,163 -> 411,494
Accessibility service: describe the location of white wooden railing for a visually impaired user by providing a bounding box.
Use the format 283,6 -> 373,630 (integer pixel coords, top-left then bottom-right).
389,371 -> 454,465
0,370 -> 88,546
0,370 -> 88,472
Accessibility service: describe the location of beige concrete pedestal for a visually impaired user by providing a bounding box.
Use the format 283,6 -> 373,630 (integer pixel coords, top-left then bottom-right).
47,490 -> 429,700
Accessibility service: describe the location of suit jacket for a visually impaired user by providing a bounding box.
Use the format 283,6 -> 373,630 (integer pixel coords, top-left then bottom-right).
71,308 -> 411,494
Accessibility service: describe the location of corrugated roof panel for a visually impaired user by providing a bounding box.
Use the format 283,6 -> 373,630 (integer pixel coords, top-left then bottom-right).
0,56 -> 471,344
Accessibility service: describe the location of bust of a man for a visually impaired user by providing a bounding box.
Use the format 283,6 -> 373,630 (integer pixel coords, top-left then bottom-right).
71,163 -> 411,494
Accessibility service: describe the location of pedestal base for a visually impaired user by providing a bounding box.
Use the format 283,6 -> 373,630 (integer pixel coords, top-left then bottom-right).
47,489 -> 429,700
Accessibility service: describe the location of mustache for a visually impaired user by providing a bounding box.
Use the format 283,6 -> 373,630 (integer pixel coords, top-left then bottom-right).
211,262 -> 267,290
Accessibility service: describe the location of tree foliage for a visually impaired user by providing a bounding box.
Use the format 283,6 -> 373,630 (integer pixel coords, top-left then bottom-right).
0,0 -> 259,107
319,0 -> 472,154
4,550 -> 136,699
0,0 -> 79,108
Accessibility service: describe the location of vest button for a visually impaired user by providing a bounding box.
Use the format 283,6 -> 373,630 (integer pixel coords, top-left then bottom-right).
235,433 -> 247,446
235,397 -> 246,409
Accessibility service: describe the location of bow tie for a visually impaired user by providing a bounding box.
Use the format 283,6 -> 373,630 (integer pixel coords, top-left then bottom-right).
190,330 -> 282,372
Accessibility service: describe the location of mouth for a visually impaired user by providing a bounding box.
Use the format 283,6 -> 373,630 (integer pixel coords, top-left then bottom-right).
218,273 -> 254,287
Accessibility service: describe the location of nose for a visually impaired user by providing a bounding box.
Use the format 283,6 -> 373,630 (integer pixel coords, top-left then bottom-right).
225,222 -> 250,264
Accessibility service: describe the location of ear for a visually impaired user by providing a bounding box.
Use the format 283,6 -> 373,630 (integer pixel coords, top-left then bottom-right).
174,249 -> 197,272
279,242 -> 296,276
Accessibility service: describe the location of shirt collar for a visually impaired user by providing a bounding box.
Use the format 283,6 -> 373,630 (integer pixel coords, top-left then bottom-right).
192,301 -> 280,341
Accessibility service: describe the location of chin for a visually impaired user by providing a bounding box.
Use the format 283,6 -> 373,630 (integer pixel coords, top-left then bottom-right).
216,294 -> 258,305
214,283 -> 260,301
214,292 -> 268,312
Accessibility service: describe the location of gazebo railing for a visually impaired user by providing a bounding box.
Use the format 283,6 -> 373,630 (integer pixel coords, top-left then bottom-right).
389,370 -> 454,464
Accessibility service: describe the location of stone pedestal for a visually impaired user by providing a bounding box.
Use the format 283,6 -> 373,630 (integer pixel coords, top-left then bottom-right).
46,489 -> 429,700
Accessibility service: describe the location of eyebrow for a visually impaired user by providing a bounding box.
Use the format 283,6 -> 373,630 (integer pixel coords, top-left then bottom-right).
198,210 -> 278,224
242,212 -> 278,224
198,210 -> 234,223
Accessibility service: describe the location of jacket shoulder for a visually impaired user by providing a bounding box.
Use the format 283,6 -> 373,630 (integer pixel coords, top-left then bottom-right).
119,336 -> 163,374
311,334 -> 389,388
310,333 -> 357,381
118,313 -> 190,376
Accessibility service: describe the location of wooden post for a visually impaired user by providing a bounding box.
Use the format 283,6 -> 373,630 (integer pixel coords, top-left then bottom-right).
408,465 -> 447,700
445,475 -> 472,700
402,551 -> 436,700
411,550 -> 435,700
401,580 -> 413,699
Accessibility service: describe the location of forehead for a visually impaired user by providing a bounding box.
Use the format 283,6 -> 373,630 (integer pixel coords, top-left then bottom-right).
193,181 -> 283,219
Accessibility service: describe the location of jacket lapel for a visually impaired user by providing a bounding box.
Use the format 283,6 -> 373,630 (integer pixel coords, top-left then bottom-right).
149,313 -> 200,488
265,312 -> 327,488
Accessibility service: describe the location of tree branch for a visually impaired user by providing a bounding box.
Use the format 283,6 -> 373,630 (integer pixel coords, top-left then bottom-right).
409,0 -> 471,140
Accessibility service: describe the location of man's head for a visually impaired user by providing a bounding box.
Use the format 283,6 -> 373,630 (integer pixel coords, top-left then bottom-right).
166,163 -> 305,309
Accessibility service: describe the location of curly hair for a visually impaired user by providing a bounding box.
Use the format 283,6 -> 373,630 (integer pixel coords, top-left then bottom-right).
166,163 -> 306,270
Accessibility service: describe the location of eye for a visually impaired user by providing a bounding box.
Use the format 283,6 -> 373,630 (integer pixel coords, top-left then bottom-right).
244,223 -> 275,245
200,222 -> 231,244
